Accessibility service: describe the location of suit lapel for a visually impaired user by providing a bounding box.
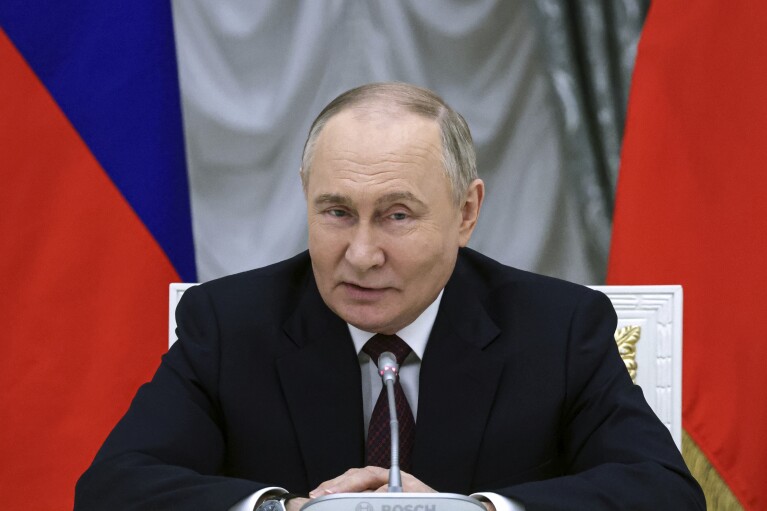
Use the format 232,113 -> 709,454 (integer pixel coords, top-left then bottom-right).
412,267 -> 504,493
277,276 -> 365,488
274,254 -> 505,492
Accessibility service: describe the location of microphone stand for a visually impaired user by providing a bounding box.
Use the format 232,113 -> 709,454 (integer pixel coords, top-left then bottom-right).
301,352 -> 484,511
381,352 -> 402,492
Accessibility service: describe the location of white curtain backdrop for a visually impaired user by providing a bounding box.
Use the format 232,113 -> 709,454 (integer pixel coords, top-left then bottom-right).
172,0 -> 641,284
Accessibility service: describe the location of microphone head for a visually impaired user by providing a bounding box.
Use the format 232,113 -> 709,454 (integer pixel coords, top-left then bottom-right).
377,351 -> 399,384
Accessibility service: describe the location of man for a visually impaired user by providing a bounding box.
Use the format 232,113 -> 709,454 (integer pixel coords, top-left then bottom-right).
75,83 -> 704,510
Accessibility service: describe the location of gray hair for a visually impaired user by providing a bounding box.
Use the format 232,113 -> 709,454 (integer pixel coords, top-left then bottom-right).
300,82 -> 477,205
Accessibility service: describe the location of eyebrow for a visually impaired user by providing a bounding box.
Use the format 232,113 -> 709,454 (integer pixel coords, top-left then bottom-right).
374,191 -> 425,208
313,191 -> 426,208
314,193 -> 352,207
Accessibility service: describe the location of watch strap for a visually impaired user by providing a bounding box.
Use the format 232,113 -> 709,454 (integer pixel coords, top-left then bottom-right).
279,493 -> 305,504
254,492 -> 307,511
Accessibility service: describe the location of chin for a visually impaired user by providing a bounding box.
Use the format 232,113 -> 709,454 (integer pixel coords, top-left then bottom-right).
346,317 -> 390,334
339,307 -> 396,334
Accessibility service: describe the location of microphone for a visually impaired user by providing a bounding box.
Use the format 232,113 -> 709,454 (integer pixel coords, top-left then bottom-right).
300,351 -> 484,511
377,351 -> 402,492
377,351 -> 398,384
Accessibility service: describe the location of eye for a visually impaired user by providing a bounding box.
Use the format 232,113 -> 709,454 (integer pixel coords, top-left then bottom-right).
327,208 -> 348,218
389,212 -> 408,221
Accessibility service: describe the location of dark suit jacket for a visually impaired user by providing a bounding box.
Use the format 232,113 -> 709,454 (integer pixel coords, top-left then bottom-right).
75,249 -> 704,510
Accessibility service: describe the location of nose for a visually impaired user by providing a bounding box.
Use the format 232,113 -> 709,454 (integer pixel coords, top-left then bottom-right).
345,222 -> 384,272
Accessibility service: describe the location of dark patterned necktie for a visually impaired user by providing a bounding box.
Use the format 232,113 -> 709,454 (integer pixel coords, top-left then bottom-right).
362,334 -> 416,472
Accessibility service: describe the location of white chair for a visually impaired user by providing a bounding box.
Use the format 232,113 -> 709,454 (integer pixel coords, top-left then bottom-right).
590,286 -> 683,449
168,283 -> 682,448
168,283 -> 196,349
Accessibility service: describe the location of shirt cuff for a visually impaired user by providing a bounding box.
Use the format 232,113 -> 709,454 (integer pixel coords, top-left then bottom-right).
229,487 -> 288,511
471,491 -> 525,511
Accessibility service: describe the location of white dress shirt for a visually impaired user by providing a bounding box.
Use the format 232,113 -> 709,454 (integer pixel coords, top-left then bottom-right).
230,291 -> 523,511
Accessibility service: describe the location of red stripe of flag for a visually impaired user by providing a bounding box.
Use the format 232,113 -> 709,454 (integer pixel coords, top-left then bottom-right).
0,28 -> 180,508
608,3 -> 767,509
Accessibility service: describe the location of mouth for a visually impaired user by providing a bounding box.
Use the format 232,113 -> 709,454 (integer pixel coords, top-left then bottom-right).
341,282 -> 390,301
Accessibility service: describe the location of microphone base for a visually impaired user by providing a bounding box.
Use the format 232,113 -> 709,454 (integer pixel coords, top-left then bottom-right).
301,492 -> 486,511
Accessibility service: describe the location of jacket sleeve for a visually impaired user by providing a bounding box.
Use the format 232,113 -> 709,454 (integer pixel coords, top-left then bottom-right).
498,289 -> 705,510
74,285 -> 264,510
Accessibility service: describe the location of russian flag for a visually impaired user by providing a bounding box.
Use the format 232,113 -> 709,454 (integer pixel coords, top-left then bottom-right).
609,2 -> 767,509
0,2 -> 195,508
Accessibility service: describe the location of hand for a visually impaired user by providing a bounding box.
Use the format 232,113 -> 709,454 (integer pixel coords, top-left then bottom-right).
309,466 -> 436,496
286,497 -> 309,511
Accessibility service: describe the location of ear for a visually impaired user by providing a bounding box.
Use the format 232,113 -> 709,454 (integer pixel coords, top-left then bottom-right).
458,179 -> 484,247
299,166 -> 308,197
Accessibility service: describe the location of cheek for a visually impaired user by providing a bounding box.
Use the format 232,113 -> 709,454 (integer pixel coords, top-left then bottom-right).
392,232 -> 455,275
309,221 -> 336,248
308,230 -> 333,266
402,222 -> 457,255
309,227 -> 349,270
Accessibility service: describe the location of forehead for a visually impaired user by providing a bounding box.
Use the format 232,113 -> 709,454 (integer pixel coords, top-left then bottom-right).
317,107 -> 441,160
307,109 -> 449,201
305,104 -> 459,208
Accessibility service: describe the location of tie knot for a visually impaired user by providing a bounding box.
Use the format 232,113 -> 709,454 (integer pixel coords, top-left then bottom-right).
363,334 -> 412,365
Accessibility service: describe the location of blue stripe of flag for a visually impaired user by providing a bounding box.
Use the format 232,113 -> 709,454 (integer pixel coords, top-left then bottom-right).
1,1 -> 196,281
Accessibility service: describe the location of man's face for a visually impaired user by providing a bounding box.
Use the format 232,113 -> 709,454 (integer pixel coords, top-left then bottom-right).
306,107 -> 481,334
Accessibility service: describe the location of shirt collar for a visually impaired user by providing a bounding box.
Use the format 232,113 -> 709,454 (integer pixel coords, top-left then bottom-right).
347,289 -> 444,361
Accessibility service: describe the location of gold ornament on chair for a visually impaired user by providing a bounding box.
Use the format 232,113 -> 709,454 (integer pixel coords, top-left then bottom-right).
614,325 -> 641,383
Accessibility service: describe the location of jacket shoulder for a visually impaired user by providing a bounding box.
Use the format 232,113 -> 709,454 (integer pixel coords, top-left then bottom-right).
455,248 -> 615,331
457,248 -> 602,301
180,251 -> 313,326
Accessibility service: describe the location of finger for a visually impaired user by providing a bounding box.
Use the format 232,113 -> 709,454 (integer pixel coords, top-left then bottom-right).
310,466 -> 389,497
398,471 -> 436,493
321,466 -> 387,494
286,498 -> 309,511
311,467 -> 374,496
309,470 -> 352,497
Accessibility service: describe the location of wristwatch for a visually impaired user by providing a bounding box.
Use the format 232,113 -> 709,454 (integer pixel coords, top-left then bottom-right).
255,492 -> 302,511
